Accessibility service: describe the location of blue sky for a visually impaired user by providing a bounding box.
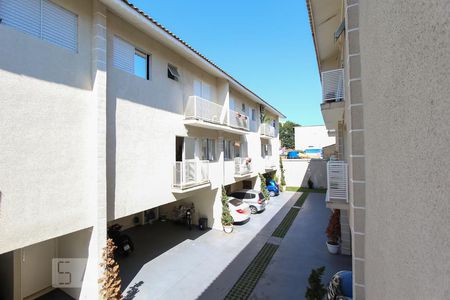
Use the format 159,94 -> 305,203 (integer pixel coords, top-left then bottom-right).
130,0 -> 323,125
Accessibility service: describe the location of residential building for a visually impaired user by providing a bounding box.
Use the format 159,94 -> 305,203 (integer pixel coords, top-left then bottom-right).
308,0 -> 450,299
294,125 -> 335,151
0,0 -> 283,299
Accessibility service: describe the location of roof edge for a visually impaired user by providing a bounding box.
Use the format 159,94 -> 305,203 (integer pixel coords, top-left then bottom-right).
100,0 -> 286,118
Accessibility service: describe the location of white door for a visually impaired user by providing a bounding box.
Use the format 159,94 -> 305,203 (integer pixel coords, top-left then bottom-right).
184,137 -> 196,160
229,96 -> 235,111
21,239 -> 57,298
194,80 -> 202,97
250,107 -> 257,132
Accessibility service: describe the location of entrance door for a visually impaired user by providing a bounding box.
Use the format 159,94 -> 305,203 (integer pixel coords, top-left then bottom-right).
21,239 -> 57,298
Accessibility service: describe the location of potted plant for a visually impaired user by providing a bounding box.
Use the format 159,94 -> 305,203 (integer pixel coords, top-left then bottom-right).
221,186 -> 234,233
305,266 -> 327,300
326,210 -> 341,254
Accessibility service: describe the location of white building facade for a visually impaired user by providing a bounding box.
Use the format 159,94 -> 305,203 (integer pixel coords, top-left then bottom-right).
0,0 -> 283,299
294,125 -> 335,151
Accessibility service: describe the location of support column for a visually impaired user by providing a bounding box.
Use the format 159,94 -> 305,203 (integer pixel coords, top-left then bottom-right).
81,1 -> 108,298
345,0 -> 366,298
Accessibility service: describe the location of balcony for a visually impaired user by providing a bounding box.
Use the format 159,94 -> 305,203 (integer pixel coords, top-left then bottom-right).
234,157 -> 252,177
260,123 -> 275,139
173,160 -> 210,192
325,160 -> 348,209
228,109 -> 250,131
185,96 -> 223,124
321,69 -> 345,131
184,96 -> 248,134
264,156 -> 277,171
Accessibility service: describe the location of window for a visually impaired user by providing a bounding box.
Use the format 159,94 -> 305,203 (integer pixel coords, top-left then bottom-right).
251,108 -> 256,121
241,103 -> 246,112
223,140 -> 232,161
168,63 -> 180,81
201,138 -> 216,161
0,0 -> 78,52
113,36 -> 150,79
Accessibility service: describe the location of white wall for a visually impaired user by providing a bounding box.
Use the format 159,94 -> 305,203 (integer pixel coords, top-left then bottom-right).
282,159 -> 327,188
294,125 -> 335,150
0,0 -> 96,255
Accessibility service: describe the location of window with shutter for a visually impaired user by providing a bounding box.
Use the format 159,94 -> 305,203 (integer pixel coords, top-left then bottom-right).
0,0 -> 78,52
113,36 -> 150,79
41,0 -> 77,52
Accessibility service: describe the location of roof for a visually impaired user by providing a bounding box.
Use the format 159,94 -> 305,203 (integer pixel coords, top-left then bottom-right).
116,0 -> 285,118
305,0 -> 321,74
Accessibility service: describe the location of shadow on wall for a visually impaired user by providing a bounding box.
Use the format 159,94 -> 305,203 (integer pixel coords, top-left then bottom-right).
283,159 -> 327,188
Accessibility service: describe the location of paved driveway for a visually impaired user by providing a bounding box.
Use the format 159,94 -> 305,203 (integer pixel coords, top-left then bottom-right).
119,192 -> 296,300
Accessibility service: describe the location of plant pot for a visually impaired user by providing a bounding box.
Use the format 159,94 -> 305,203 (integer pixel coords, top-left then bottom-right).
223,225 -> 233,234
326,241 -> 340,254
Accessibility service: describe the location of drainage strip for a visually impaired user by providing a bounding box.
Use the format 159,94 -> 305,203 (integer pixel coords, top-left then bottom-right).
293,192 -> 309,208
224,242 -> 279,300
271,207 -> 300,238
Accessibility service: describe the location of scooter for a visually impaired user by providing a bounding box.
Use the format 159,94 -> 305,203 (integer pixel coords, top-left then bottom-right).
108,224 -> 134,257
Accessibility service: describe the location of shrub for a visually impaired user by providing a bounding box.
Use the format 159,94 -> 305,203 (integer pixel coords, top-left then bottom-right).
221,186 -> 234,226
99,239 -> 123,300
259,173 -> 270,201
326,210 -> 341,244
305,266 -> 327,300
279,157 -> 286,186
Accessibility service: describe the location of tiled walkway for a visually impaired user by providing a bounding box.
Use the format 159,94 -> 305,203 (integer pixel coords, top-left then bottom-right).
119,192 -> 296,300
249,192 -> 352,299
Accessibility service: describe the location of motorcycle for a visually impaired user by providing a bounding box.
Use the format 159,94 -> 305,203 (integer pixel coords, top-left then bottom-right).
107,224 -> 134,257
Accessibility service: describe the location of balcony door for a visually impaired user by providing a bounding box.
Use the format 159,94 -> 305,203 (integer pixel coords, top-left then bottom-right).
249,107 -> 257,132
175,136 -> 198,186
194,79 -> 211,101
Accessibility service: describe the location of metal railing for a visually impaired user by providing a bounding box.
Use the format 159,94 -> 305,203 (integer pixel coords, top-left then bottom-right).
228,109 -> 250,131
185,96 -> 224,124
326,160 -> 348,202
234,157 -> 252,175
173,160 -> 209,189
322,68 -> 344,102
260,123 -> 275,137
264,156 -> 277,169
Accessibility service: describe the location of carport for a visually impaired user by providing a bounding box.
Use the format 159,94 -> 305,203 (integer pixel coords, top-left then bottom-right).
117,192 -> 295,300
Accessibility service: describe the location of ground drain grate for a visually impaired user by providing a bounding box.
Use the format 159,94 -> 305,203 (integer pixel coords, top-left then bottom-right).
224,243 -> 279,300
272,207 -> 301,238
294,192 -> 309,207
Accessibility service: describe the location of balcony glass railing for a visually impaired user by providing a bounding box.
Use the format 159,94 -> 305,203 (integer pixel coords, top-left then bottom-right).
234,157 -> 252,176
322,68 -> 344,103
228,109 -> 250,131
260,123 -> 275,137
173,160 -> 209,189
185,96 -> 224,124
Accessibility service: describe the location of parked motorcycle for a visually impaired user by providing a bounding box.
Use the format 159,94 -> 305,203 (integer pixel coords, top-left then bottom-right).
108,224 -> 134,257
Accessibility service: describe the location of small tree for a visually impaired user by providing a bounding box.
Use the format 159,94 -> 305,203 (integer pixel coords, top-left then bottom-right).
221,186 -> 234,226
279,156 -> 286,187
326,210 -> 341,245
305,266 -> 327,300
99,239 -> 123,300
259,173 -> 270,202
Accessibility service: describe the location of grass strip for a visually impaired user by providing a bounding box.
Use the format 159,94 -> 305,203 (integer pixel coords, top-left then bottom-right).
285,186 -> 327,194
294,192 -> 309,207
271,207 -> 300,238
224,243 -> 279,300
